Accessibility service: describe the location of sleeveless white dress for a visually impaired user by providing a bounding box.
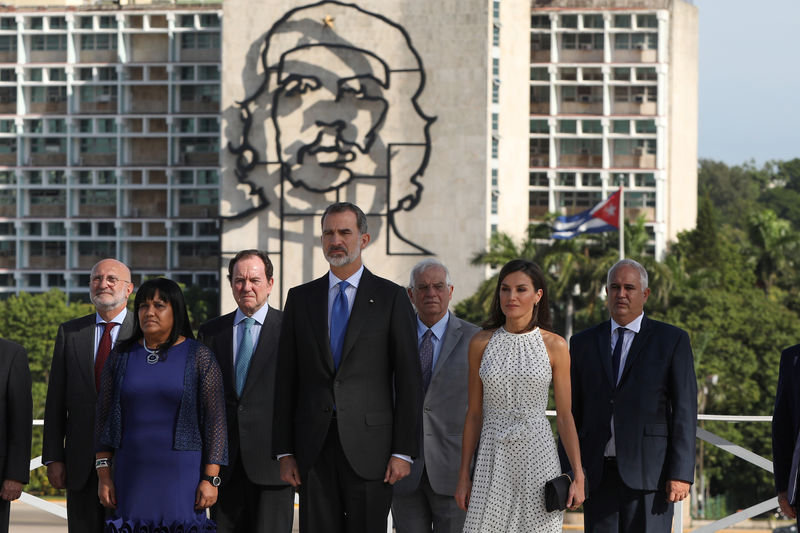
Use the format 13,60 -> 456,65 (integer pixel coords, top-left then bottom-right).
462,327 -> 562,532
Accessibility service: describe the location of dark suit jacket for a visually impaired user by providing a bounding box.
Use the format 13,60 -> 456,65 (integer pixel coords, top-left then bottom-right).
569,315 -> 697,492
772,344 -> 800,501
272,268 -> 422,481
43,312 -> 134,490
197,305 -> 285,486
394,314 -> 479,497
0,339 -> 32,484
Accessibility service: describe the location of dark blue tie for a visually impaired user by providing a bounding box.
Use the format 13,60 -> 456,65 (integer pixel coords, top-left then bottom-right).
330,281 -> 350,370
611,327 -> 627,385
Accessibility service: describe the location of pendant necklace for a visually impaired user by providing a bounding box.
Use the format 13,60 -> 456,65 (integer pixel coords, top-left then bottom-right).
143,343 -> 161,365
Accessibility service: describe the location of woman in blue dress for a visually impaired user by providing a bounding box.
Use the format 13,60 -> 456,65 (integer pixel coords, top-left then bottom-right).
95,277 -> 228,532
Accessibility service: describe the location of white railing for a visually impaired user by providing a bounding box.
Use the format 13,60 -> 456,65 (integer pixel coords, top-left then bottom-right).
25,416 -> 779,533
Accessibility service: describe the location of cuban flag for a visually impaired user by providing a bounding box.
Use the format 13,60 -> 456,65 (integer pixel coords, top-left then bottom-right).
550,189 -> 621,239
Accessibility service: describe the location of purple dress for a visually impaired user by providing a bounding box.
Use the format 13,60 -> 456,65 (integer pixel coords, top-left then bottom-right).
105,341 -> 217,533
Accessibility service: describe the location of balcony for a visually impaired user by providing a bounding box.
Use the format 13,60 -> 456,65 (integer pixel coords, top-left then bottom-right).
612,153 -> 656,169
529,154 -> 549,168
559,48 -> 603,63
560,154 -> 602,168
560,101 -> 603,115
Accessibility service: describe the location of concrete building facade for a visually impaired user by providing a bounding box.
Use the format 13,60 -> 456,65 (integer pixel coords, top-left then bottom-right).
0,1 -> 222,299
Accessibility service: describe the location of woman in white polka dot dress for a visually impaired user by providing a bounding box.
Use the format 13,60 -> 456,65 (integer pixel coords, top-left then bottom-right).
455,259 -> 585,532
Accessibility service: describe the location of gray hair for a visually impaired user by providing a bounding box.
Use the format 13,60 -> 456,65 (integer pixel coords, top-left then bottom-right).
607,259 -> 648,289
408,258 -> 452,289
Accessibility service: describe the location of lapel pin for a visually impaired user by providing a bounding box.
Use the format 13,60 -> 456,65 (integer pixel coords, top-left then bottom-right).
369,299 -> 374,304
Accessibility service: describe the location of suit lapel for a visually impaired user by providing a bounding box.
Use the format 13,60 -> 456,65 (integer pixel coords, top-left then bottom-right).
618,315 -> 653,385
216,312 -> 236,391
595,320 -> 614,389
77,316 -> 97,397
339,268 -> 374,370
309,275 -> 335,373
117,312 -> 134,347
432,312 -> 460,379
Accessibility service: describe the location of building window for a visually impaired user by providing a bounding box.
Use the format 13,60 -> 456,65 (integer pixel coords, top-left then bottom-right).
492,0 -> 500,19
0,189 -> 15,205
492,58 -> 499,76
0,69 -> 15,82
635,120 -> 656,134
81,34 -> 117,50
557,172 -> 576,186
199,14 -> 220,28
49,17 -> 67,29
530,67 -> 548,81
530,119 -> 548,134
30,138 -> 66,154
531,15 -> 549,29
197,170 -> 219,185
179,15 -> 195,28
634,173 -> 656,187
0,119 -> 11,132
626,191 -> 656,208
49,68 -> 66,81
613,120 -> 630,134
197,66 -> 219,80
637,14 -> 658,28
99,16 -> 115,29
582,68 -> 603,81
582,120 -> 602,134
581,173 -> 602,187
80,85 -> 117,103
529,190 -> 548,207
30,189 -> 65,205
493,24 -> 500,46
614,14 -> 631,28
80,138 -> 116,154
559,120 -> 577,134
492,80 -> 499,104
613,67 -> 630,81
30,241 -> 66,257
32,35 -> 67,51
181,32 -> 220,49
0,36 -> 17,52
560,138 -> 601,155
0,138 -> 16,153
80,190 -> 115,206
560,15 -> 578,28
491,190 -> 498,215
529,172 -> 548,187
492,113 -> 499,132
491,137 -> 498,159
615,32 -> 657,50
583,14 -> 604,29
179,189 -> 218,206
78,241 -> 115,256
0,18 -> 15,30
636,67 -> 657,81
179,84 -> 220,103
560,190 -> 602,208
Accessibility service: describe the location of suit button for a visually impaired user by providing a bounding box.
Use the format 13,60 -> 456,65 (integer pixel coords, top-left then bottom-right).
610,399 -> 614,405
424,407 -> 431,412
238,405 -> 246,413
323,407 -> 330,413
334,380 -> 341,387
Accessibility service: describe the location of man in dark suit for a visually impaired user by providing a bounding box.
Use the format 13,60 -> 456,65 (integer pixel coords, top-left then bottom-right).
198,250 -> 293,533
391,259 -> 478,533
0,339 -> 32,533
772,344 -> 800,525
43,259 -> 134,533
273,202 -> 422,533
569,258 -> 696,533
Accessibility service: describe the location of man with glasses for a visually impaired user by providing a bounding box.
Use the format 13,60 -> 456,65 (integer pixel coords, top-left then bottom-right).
391,259 -> 479,533
43,259 -> 134,533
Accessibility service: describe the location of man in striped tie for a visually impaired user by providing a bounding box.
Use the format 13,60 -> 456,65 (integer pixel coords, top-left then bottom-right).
197,250 -> 293,533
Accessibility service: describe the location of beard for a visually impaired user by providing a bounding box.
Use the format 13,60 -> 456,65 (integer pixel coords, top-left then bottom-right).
324,246 -> 360,267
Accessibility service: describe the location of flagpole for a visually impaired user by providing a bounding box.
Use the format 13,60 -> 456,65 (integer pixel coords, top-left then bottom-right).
618,184 -> 624,260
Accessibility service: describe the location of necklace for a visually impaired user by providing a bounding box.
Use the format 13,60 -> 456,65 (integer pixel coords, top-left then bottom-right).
143,343 -> 161,365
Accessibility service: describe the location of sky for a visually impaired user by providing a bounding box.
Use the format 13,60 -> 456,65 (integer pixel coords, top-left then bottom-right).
694,0 -> 800,166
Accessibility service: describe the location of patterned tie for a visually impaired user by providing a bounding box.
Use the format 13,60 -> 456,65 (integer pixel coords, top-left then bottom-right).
611,327 -> 627,385
235,317 -> 256,396
94,322 -> 115,392
420,329 -> 434,393
330,281 -> 350,370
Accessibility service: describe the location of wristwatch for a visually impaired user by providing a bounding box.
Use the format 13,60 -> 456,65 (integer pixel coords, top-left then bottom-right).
201,474 -> 221,487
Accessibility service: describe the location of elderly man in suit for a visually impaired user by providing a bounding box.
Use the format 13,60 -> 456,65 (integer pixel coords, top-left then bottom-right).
273,201 -> 422,533
391,259 -> 478,533
569,258 -> 696,533
0,338 -> 32,533
198,250 -> 293,533
43,259 -> 134,533
772,343 -> 800,526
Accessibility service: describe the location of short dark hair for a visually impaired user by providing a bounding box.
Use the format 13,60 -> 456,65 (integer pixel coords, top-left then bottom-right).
117,277 -> 195,354
321,202 -> 368,235
483,259 -> 552,332
227,250 -> 274,282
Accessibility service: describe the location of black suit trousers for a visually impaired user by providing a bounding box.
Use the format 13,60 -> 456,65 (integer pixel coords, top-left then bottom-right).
212,453 -> 294,533
299,418 -> 392,533
583,459 -> 673,533
66,469 -> 106,533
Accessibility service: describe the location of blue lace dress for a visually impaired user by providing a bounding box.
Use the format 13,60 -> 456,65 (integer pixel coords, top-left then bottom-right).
96,339 -> 227,533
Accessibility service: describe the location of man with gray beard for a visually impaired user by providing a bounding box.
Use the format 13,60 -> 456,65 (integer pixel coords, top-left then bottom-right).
43,259 -> 134,533
273,202 -> 422,533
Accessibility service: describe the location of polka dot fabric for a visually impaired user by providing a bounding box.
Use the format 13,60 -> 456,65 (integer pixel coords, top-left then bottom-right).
463,327 -> 562,532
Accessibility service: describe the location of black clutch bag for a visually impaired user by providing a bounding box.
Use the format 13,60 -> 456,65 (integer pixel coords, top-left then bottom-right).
544,469 -> 588,512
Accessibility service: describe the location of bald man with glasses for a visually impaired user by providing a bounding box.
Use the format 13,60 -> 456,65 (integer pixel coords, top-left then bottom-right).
43,259 -> 135,533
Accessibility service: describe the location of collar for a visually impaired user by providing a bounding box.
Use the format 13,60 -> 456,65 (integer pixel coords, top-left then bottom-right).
416,312 -> 450,341
328,265 -> 365,290
234,303 -> 269,326
610,313 -> 644,335
96,307 -> 127,326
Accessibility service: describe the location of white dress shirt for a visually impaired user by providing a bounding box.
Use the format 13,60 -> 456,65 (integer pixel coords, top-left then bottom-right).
93,308 -> 128,361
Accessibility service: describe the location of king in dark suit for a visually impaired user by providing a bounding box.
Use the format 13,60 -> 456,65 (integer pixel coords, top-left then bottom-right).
569,259 -> 696,533
198,250 -> 293,533
772,344 -> 800,525
273,202 -> 422,533
43,259 -> 134,533
391,259 -> 479,533
0,338 -> 32,533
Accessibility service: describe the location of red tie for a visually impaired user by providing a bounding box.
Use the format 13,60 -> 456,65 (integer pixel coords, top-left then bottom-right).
95,322 -> 115,392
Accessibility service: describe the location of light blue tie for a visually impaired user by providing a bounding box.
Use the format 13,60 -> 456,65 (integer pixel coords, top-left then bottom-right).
330,281 -> 350,370
235,317 -> 256,396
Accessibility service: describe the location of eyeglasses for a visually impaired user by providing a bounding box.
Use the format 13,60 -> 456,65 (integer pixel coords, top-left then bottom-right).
415,283 -> 449,292
90,275 -> 130,286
